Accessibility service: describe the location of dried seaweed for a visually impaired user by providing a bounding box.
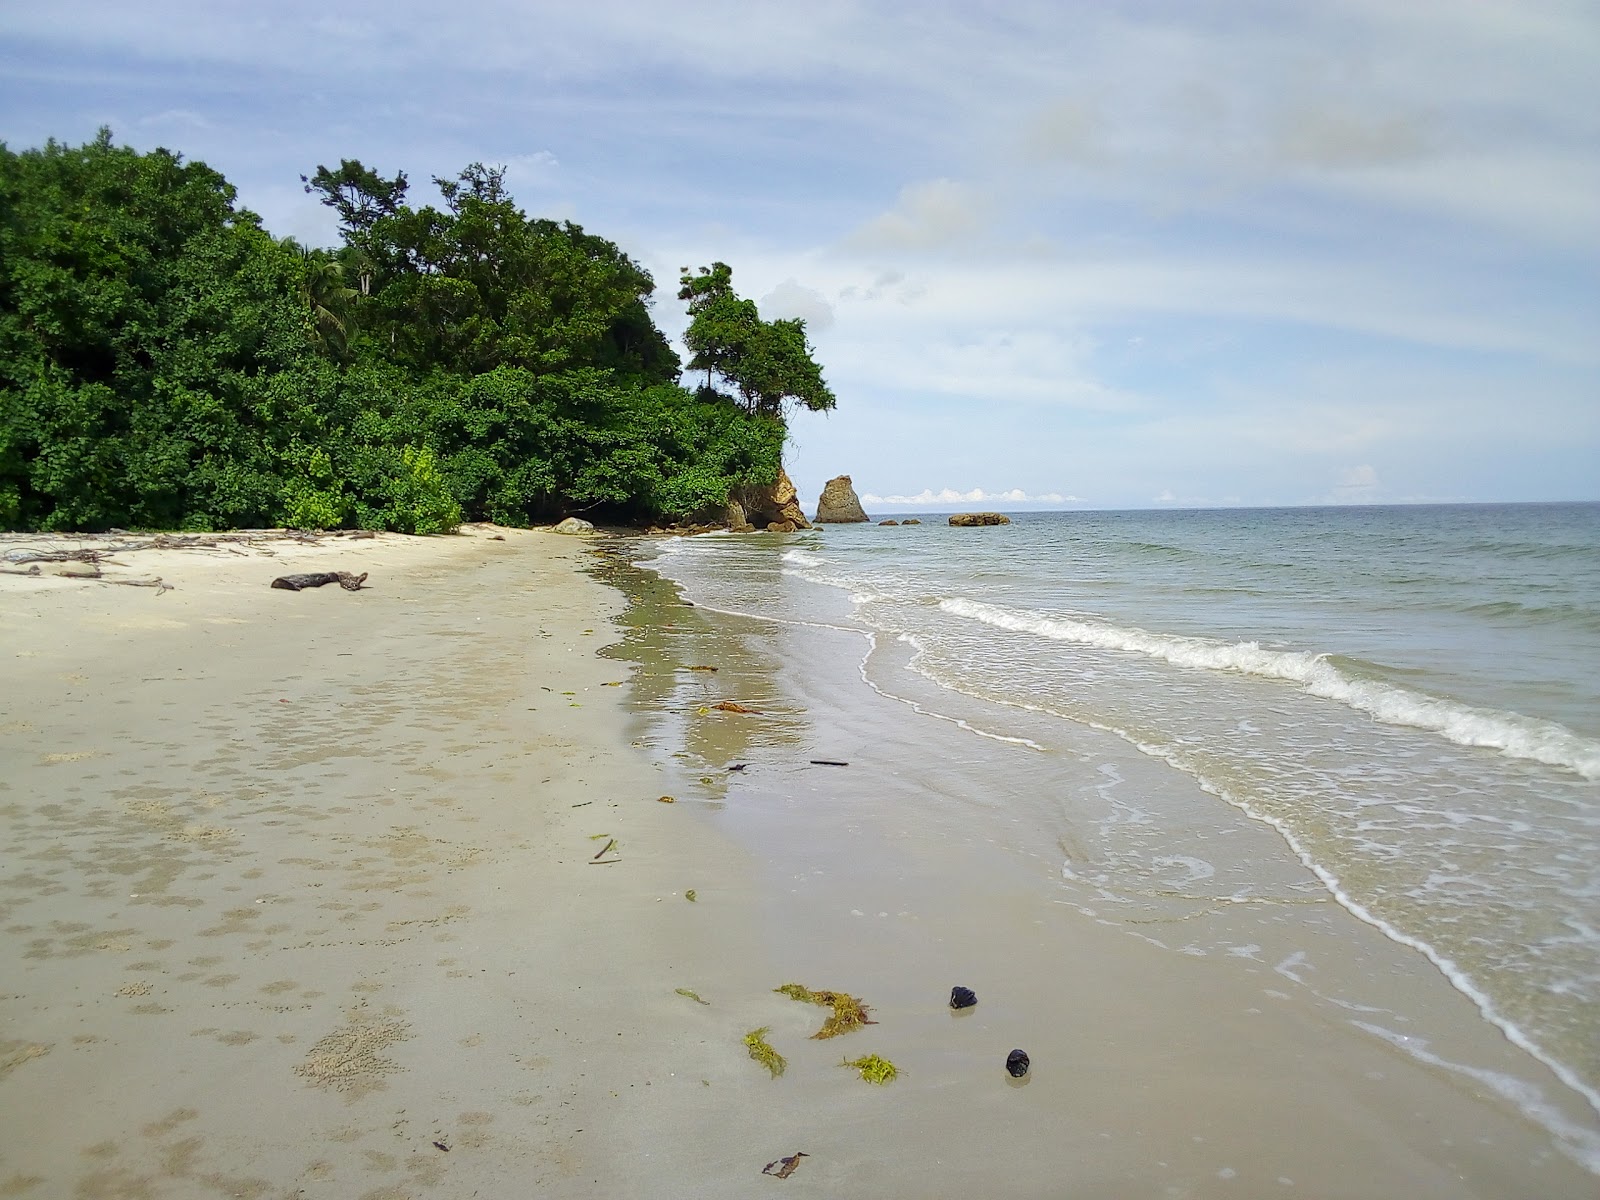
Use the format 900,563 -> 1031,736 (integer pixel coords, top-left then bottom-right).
774,983 -> 876,1039
712,701 -> 759,713
762,1151 -> 809,1178
841,1054 -> 898,1084
743,1027 -> 786,1078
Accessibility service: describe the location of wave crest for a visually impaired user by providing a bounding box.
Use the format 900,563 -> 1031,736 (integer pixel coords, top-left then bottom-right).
941,598 -> 1600,779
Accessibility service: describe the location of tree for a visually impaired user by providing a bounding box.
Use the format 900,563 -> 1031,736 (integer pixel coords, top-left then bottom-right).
300,159 -> 409,238
281,238 -> 358,358
677,262 -> 835,419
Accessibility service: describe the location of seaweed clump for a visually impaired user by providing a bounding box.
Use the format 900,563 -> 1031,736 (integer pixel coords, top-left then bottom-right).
775,983 -> 876,1039
743,1027 -> 786,1078
841,1054 -> 898,1084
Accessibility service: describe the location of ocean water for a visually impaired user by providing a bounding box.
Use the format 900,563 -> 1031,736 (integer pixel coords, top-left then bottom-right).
638,502 -> 1600,1155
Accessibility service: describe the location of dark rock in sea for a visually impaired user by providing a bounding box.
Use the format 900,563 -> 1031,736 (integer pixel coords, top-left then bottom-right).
949,986 -> 977,1010
814,475 -> 870,523
949,512 -> 1011,527
901,518 -> 922,525
1006,1049 -> 1030,1077
879,519 -> 900,526
766,520 -> 796,533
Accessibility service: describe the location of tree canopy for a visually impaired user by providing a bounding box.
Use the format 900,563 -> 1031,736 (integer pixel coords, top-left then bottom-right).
1,133 -> 823,533
678,262 -> 836,418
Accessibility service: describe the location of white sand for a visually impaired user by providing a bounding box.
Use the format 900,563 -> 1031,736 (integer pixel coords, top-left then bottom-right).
1,526 -> 1594,1198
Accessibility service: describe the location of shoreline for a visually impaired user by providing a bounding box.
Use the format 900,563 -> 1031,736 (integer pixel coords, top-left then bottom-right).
1,527 -> 1595,1197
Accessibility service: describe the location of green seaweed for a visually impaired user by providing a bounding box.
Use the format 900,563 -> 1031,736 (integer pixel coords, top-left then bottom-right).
684,889 -> 697,902
841,1054 -> 898,1084
775,983 -> 876,1039
675,988 -> 709,1005
743,1027 -> 786,1078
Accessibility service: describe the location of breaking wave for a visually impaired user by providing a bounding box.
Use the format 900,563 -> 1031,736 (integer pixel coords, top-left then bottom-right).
941,598 -> 1600,780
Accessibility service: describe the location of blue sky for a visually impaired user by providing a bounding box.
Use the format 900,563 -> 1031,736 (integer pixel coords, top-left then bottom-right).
4,0 -> 1596,510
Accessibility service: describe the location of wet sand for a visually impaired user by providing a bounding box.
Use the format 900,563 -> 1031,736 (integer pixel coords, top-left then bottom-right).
0,528 -> 1594,1198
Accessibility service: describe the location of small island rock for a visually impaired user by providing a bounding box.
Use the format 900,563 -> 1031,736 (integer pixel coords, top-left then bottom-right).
879,519 -> 899,526
949,512 -> 1010,527
815,475 -> 870,523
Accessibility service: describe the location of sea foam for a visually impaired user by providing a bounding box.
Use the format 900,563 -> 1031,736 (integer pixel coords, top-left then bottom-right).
941,598 -> 1600,780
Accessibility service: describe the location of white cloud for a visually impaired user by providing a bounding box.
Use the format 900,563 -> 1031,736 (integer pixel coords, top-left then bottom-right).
759,279 -> 834,331
859,488 -> 1083,507
845,179 -> 988,253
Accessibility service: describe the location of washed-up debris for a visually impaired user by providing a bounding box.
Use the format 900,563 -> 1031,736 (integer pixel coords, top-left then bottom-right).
775,984 -> 876,1039
684,890 -> 697,902
675,988 -> 709,1005
744,1028 -> 786,1078
809,759 -> 849,767
762,1152 -> 808,1179
1006,1049 -> 1031,1078
841,1054 -> 898,1084
657,795 -> 676,803
270,571 -> 367,591
728,763 -> 749,772
712,701 -> 759,714
687,665 -> 719,672
432,1140 -> 450,1152
950,986 -> 977,1010
590,837 -> 618,862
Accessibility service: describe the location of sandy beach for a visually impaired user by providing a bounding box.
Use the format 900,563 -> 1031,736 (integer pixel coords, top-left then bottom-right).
2,527 -> 1595,1198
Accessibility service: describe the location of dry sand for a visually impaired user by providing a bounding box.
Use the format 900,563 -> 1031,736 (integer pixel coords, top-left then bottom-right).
0,526 -> 1594,1198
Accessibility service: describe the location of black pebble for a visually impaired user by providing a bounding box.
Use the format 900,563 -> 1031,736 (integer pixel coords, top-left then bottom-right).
1006,1049 -> 1030,1078
949,986 -> 977,1010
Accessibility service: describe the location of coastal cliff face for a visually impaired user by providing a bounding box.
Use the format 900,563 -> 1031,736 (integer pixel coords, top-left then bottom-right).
814,475 -> 869,523
728,467 -> 811,532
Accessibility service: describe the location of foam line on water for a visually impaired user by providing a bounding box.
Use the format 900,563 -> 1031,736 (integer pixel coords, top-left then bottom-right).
942,597 -> 1600,779
629,568 -> 1043,752
1353,1022 -> 1600,1176
890,650 -> 1600,1134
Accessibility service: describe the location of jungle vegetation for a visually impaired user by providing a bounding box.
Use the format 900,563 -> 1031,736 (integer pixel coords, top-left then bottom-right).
0,131 -> 833,533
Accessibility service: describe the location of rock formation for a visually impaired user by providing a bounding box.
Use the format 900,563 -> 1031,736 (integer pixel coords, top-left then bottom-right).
878,519 -> 899,526
814,475 -> 869,523
732,467 -> 810,531
948,512 -> 1010,527
552,516 -> 595,534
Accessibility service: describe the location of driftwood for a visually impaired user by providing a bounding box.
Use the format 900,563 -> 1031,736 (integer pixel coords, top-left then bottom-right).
270,571 -> 367,592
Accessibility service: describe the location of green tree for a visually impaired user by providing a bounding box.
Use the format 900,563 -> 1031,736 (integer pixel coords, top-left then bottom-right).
677,262 -> 835,419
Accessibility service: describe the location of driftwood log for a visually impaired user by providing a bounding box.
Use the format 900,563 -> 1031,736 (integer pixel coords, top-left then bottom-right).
269,571 -> 368,592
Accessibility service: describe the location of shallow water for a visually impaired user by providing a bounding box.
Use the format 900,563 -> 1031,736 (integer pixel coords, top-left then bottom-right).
636,502 -> 1600,1168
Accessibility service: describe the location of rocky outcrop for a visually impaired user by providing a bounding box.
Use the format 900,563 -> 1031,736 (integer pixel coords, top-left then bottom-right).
814,475 -> 869,523
902,518 -> 922,525
732,467 -> 810,531
724,498 -> 756,533
948,512 -> 1010,527
878,519 -> 899,526
553,516 -> 595,534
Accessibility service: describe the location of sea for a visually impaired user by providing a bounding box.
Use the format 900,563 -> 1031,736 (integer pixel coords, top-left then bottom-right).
635,501 -> 1600,1167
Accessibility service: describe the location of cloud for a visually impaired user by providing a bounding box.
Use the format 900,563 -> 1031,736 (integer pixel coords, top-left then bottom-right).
759,279 -> 834,331
859,488 -> 1083,507
1273,107 -> 1430,168
845,179 -> 987,253
1324,464 -> 1385,503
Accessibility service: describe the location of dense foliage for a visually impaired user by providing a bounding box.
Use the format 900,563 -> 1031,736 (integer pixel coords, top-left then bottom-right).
0,132 -> 815,532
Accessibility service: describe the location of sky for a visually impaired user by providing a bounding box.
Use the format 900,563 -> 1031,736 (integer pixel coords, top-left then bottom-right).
3,0 -> 1597,511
